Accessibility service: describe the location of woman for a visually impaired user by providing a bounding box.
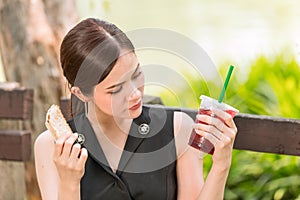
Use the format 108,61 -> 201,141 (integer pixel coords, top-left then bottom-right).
34,18 -> 237,200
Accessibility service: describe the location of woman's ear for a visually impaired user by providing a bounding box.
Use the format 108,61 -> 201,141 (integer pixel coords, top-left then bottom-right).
71,86 -> 89,102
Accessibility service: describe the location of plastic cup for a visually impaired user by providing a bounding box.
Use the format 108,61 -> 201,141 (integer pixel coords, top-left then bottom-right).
188,95 -> 239,154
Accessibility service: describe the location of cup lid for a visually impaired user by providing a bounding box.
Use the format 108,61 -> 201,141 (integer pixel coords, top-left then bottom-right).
200,95 -> 239,113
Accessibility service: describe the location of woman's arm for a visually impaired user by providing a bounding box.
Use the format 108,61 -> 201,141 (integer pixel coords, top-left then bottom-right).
34,131 -> 88,200
174,110 -> 237,200
35,131 -> 59,199
195,108 -> 237,200
174,111 -> 204,199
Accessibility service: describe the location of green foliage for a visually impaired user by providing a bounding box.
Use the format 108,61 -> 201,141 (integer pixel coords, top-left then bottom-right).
231,54 -> 300,118
159,52 -> 300,199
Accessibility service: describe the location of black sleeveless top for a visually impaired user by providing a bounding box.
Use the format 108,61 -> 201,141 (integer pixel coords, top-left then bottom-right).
69,106 -> 178,200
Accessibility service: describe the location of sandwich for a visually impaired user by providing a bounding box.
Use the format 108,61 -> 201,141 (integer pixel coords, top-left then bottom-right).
45,104 -> 73,140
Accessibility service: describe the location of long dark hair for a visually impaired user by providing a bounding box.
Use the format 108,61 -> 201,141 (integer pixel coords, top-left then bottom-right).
60,18 -> 134,116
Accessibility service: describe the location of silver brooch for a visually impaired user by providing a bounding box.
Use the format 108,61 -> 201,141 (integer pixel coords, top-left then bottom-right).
138,123 -> 150,135
76,133 -> 85,144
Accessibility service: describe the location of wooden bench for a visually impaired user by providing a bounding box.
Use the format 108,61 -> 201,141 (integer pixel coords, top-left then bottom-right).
0,83 -> 33,199
61,96 -> 300,156
0,83 -> 33,161
177,107 -> 300,156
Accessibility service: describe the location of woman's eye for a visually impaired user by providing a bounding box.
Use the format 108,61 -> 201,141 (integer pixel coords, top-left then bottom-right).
132,71 -> 142,79
110,86 -> 122,94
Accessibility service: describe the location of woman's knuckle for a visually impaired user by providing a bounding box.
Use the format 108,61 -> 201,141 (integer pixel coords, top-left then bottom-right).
207,125 -> 215,133
73,143 -> 81,150
228,131 -> 235,140
214,118 -> 223,128
218,142 -> 225,149
224,136 -> 231,145
233,126 -> 238,133
75,165 -> 84,172
65,140 -> 74,146
68,163 -> 76,170
225,115 -> 231,122
55,141 -> 63,148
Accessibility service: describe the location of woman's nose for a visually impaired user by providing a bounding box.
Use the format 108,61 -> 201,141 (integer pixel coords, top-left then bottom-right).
127,84 -> 142,101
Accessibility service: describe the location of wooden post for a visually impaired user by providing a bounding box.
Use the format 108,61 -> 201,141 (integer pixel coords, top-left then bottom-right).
0,83 -> 33,200
0,130 -> 31,161
0,161 -> 26,200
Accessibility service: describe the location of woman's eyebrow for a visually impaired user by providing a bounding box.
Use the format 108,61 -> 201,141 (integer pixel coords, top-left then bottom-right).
105,63 -> 140,90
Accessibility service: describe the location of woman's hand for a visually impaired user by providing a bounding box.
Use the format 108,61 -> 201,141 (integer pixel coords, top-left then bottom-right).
53,133 -> 88,186
194,109 -> 238,170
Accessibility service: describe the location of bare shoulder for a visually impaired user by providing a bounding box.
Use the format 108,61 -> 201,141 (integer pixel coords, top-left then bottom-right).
173,111 -> 194,158
34,130 -> 55,166
34,130 -> 55,152
174,111 -> 194,131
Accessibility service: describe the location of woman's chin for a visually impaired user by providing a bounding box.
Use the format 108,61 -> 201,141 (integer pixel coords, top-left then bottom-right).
128,106 -> 143,119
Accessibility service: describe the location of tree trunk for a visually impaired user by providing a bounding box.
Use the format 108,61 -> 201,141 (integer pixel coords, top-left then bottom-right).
0,0 -> 78,198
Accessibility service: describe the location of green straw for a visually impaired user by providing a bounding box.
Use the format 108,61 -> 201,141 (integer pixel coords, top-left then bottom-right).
218,65 -> 234,103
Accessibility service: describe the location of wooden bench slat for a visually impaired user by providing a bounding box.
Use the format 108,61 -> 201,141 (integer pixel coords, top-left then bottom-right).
0,130 -> 31,161
233,113 -> 300,156
0,88 -> 34,120
174,107 -> 300,156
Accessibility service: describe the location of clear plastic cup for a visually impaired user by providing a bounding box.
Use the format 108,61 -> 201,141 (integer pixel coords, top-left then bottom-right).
188,95 -> 239,154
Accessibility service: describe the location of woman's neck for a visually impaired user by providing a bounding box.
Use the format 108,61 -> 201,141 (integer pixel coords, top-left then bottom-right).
86,102 -> 132,173
86,102 -> 132,139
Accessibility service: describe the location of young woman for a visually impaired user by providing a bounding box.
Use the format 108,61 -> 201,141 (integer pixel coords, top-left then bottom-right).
34,18 -> 237,200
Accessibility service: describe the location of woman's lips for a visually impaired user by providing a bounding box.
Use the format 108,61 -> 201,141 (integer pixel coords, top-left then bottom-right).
129,100 -> 142,110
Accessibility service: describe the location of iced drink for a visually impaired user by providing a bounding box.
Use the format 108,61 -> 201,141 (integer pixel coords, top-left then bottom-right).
188,95 -> 239,154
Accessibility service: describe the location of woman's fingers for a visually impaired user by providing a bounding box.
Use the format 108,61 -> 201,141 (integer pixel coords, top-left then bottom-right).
60,133 -> 79,160
194,109 -> 238,148
53,133 -> 88,163
68,143 -> 88,172
195,129 -> 219,147
53,133 -> 71,159
194,123 -> 222,140
78,148 -> 88,168
195,128 -> 231,148
52,132 -> 88,182
211,108 -> 237,131
196,110 -> 237,136
70,143 -> 81,159
195,119 -> 236,141
196,114 -> 224,131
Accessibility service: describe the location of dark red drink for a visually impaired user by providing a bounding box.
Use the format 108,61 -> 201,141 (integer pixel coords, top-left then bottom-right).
188,95 -> 238,154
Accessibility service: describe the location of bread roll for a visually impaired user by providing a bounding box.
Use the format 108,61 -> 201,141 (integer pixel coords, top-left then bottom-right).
45,104 -> 73,140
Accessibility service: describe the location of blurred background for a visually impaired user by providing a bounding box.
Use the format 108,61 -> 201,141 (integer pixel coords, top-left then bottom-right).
2,0 -> 300,82
76,0 -> 300,63
1,0 -> 300,199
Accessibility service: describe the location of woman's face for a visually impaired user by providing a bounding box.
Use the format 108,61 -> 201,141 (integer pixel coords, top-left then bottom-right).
92,51 -> 144,119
